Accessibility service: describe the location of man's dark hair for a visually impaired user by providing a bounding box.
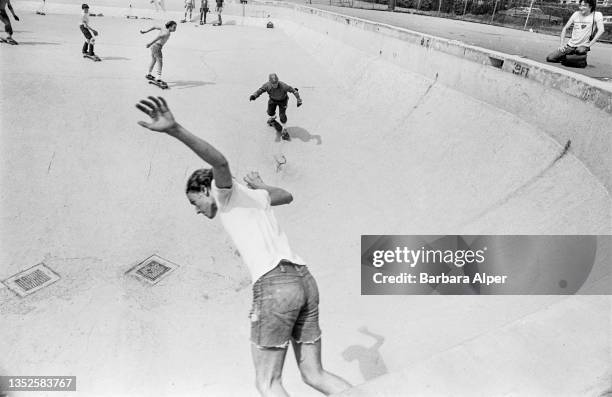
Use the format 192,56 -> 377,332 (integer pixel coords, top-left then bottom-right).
186,168 -> 213,193
166,20 -> 177,28
581,0 -> 596,11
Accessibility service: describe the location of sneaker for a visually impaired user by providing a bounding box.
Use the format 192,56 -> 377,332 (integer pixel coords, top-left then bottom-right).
267,117 -> 276,125
145,74 -> 155,80
281,130 -> 290,140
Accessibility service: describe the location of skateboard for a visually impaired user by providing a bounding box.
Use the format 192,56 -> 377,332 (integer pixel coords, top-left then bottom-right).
83,54 -> 101,61
267,118 -> 290,141
0,37 -> 18,45
149,79 -> 169,89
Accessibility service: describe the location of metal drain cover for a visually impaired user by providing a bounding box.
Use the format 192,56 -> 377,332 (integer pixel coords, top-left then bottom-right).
2,263 -> 61,297
126,254 -> 178,284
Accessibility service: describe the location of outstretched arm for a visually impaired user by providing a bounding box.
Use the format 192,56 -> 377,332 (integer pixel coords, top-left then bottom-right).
243,171 -> 293,206
249,83 -> 267,101
140,26 -> 160,34
287,84 -> 302,106
136,96 -> 233,189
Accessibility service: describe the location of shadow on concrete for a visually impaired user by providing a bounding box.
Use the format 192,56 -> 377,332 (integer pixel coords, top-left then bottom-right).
285,126 -> 322,145
100,56 -> 131,61
16,41 -> 60,46
168,80 -> 216,89
342,326 -> 388,381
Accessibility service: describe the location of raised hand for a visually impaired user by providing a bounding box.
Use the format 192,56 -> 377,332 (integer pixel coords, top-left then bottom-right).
136,96 -> 178,133
243,171 -> 265,189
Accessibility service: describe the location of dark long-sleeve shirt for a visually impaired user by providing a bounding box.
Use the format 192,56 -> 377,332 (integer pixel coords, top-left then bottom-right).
252,81 -> 301,102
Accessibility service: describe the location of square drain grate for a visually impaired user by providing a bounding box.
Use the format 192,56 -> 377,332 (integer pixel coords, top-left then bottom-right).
2,263 -> 61,297
126,254 -> 178,285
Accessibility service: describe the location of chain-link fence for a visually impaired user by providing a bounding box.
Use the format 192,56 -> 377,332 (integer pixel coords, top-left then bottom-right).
302,0 -> 612,41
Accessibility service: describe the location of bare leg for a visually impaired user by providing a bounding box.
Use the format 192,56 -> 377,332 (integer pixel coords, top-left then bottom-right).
148,54 -> 156,74
251,344 -> 290,397
156,57 -> 163,79
292,339 -> 351,395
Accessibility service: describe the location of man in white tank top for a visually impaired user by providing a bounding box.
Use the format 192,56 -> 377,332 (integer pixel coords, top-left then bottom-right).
136,96 -> 352,396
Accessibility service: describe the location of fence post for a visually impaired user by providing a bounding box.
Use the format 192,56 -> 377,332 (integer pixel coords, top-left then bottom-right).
463,0 -> 468,15
490,0 -> 499,23
438,0 -> 442,14
523,0 -> 535,29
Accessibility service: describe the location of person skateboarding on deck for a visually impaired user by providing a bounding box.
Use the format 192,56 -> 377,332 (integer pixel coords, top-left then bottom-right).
135,96 -> 352,397
79,4 -> 100,60
140,21 -> 177,89
0,0 -> 19,44
250,73 -> 302,141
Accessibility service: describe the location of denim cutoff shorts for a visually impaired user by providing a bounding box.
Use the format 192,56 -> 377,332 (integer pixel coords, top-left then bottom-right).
250,261 -> 322,348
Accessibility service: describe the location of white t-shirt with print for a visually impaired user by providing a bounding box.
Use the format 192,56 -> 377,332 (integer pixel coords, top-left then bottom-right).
211,181 -> 305,283
567,11 -> 603,47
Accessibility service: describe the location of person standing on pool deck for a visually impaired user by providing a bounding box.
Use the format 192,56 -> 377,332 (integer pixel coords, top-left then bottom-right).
135,96 -> 352,397
213,0 -> 222,25
199,0 -> 209,24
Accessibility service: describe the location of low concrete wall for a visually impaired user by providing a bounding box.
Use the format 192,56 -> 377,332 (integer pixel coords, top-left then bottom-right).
250,1 -> 611,192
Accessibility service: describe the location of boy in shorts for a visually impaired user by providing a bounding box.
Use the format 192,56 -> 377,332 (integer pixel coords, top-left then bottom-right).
135,96 -> 352,397
79,4 -> 99,58
181,0 -> 195,23
140,21 -> 177,87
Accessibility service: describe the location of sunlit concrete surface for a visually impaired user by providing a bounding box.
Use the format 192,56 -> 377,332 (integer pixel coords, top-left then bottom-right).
1,2 -> 611,396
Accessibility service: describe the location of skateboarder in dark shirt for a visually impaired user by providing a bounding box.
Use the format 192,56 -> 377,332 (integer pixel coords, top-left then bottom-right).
0,0 -> 19,44
250,73 -> 302,139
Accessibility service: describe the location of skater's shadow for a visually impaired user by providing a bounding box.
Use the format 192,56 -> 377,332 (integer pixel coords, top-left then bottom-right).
342,326 -> 388,381
285,126 -> 322,145
100,56 -> 130,61
167,80 -> 215,89
17,41 -> 60,46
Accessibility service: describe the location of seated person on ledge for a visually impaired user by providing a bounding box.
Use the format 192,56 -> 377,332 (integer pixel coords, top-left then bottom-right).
546,0 -> 604,64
